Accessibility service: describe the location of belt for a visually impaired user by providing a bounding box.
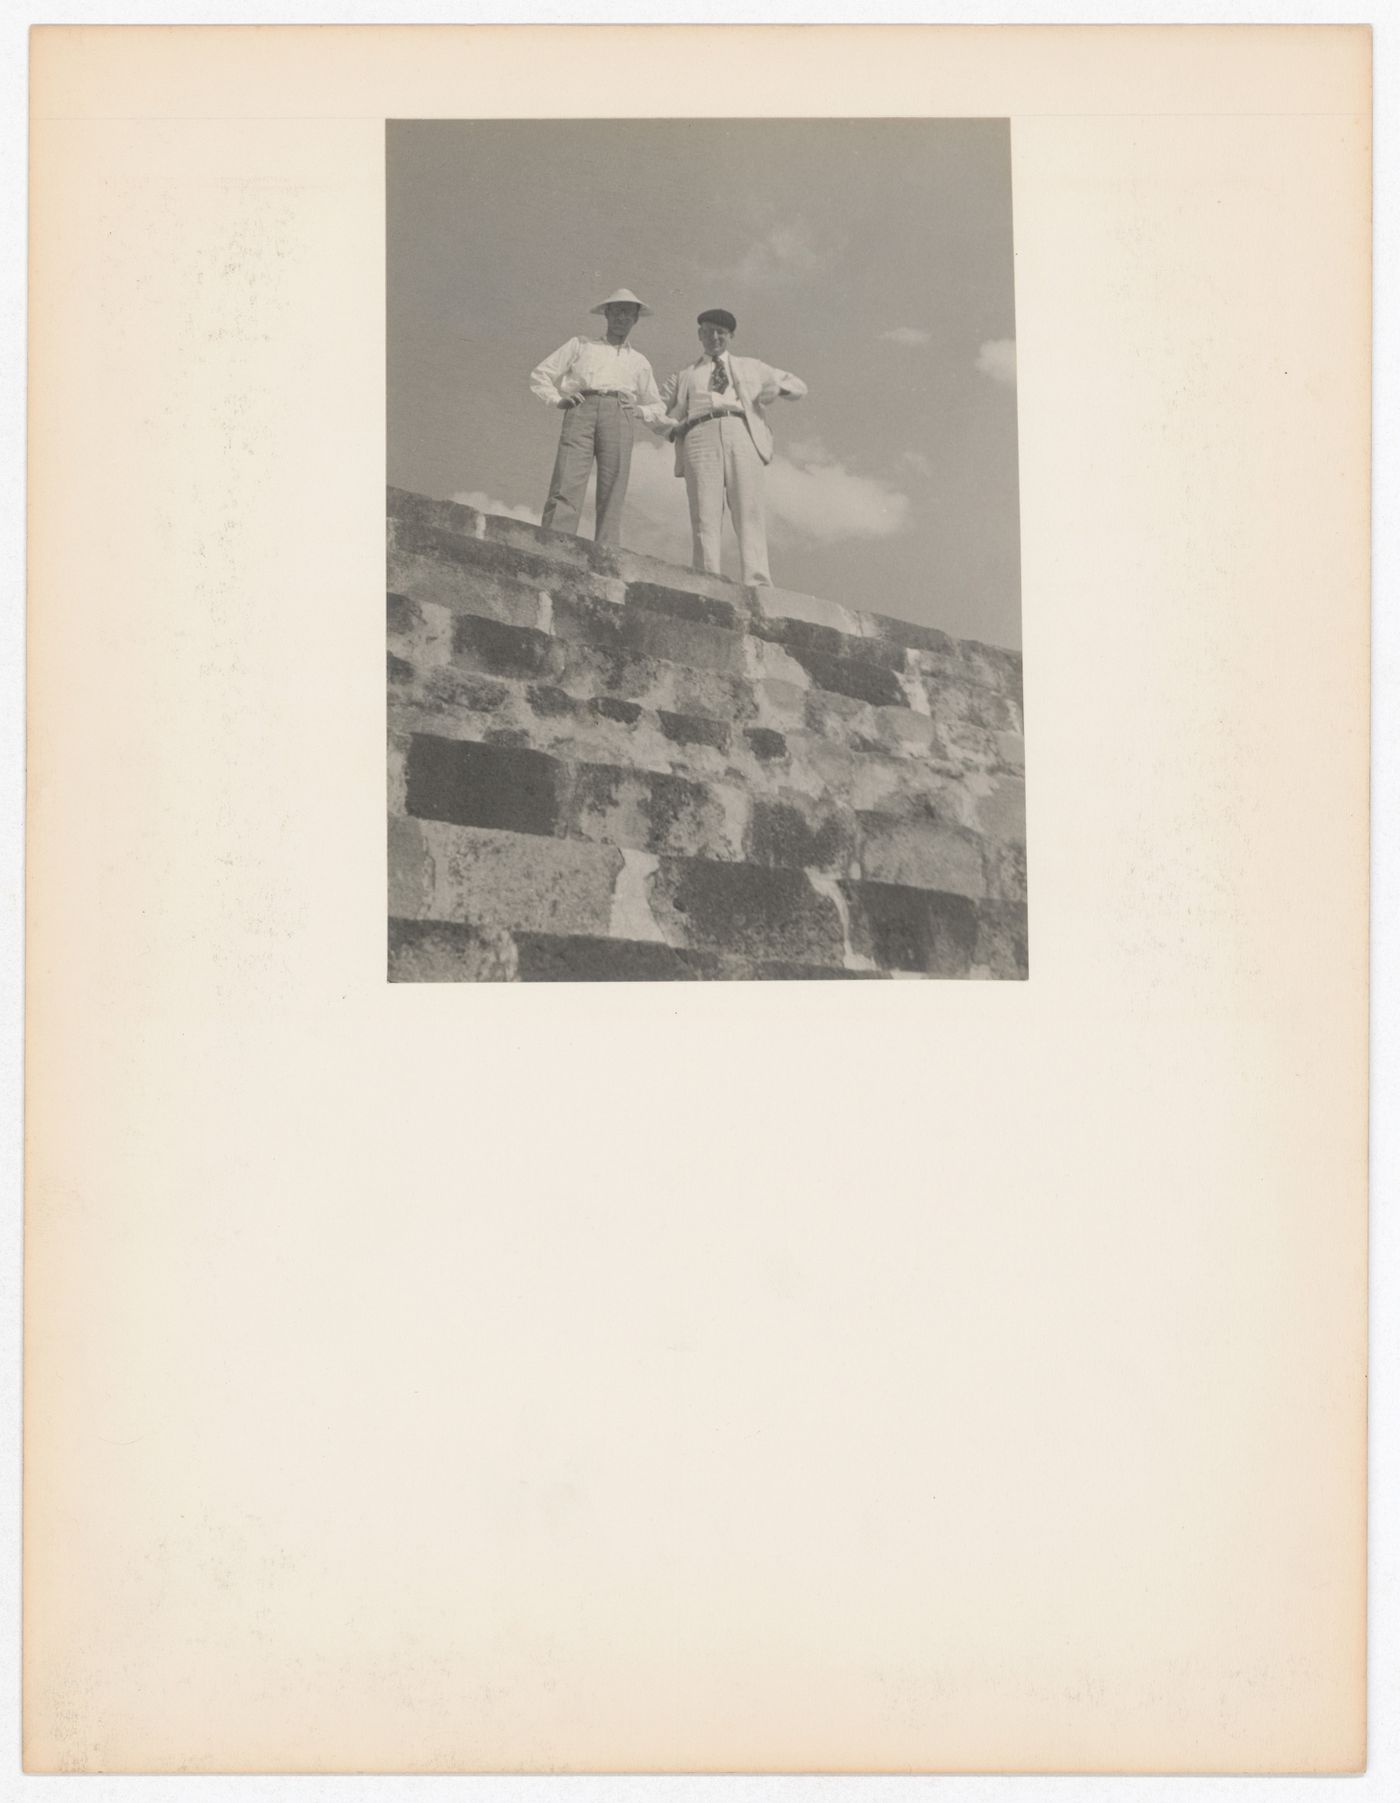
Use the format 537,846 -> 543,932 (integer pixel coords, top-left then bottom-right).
674,408 -> 746,440
576,388 -> 631,401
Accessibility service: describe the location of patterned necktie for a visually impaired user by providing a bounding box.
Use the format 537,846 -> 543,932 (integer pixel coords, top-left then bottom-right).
709,355 -> 728,395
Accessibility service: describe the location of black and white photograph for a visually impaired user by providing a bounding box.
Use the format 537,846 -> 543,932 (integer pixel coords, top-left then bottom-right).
386,119 -> 1026,981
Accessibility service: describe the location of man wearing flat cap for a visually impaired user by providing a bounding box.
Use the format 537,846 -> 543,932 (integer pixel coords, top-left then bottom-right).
661,309 -> 807,587
530,288 -> 668,546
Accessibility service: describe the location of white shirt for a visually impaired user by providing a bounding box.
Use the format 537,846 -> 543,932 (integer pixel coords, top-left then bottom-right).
683,352 -> 748,417
529,336 -> 667,424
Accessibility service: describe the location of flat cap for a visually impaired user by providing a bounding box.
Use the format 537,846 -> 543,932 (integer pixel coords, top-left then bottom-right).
697,308 -> 737,332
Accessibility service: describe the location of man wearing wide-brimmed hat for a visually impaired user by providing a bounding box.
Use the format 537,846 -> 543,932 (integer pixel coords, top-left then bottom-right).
530,288 -> 669,546
661,308 -> 807,587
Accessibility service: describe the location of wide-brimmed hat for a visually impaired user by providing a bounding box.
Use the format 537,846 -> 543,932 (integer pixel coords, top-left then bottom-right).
590,288 -> 653,318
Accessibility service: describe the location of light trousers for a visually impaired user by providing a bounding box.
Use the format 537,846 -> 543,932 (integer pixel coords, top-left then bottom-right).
681,414 -> 772,587
541,394 -> 634,545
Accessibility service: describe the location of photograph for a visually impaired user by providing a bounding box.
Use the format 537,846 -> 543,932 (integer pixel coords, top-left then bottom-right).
386,118 -> 1027,981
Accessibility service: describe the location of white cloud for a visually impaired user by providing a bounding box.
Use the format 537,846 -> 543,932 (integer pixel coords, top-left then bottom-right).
449,431 -> 910,574
450,489 -> 542,524
601,439 -> 694,564
765,450 -> 910,545
713,220 -> 821,290
625,436 -> 910,555
880,326 -> 931,347
975,338 -> 1017,385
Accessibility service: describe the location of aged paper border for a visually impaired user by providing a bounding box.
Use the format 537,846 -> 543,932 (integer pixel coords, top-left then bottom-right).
16,14 -> 1385,1788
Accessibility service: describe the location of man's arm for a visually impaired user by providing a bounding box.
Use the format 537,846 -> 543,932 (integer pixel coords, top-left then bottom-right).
754,361 -> 807,405
650,368 -> 684,438
631,355 -> 671,429
530,338 -> 583,408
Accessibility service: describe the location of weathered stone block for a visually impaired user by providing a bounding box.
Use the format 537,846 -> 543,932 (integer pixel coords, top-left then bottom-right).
844,756 -> 967,821
552,592 -> 745,675
416,818 -> 622,935
387,733 -> 410,814
386,662 -> 510,726
388,918 -> 518,982
648,859 -> 844,965
973,901 -> 1029,978
786,646 -> 907,709
965,642 -> 1024,701
974,776 -> 1026,844
394,668 -> 514,722
388,814 -> 433,918
452,614 -> 558,680
743,635 -> 813,689
624,609 -> 747,676
863,611 -> 957,657
552,642 -> 674,712
592,695 -> 643,726
388,487 -> 484,541
479,512 -> 598,570
857,813 -> 986,897
842,879 -> 979,975
593,542 -> 741,604
514,932 -> 708,982
754,678 -> 808,726
392,522 -> 572,595
873,706 -> 938,755
657,710 -> 730,752
525,684 -> 585,720
745,727 -> 788,762
387,591 -> 419,637
759,614 -> 906,670
670,665 -> 758,723
405,733 -> 566,838
626,580 -> 745,632
984,840 -> 1028,902
803,686 -> 870,739
748,584 -> 864,639
939,718 -> 1001,771
568,764 -> 743,861
747,796 -> 856,874
387,549 -> 545,630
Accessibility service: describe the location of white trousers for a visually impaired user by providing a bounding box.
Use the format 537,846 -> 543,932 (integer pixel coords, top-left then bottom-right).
680,414 -> 772,587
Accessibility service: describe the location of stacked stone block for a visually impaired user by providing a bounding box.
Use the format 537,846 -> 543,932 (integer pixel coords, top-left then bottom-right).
387,485 -> 1027,981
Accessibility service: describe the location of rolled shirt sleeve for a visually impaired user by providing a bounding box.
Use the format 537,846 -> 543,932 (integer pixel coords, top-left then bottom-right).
650,368 -> 684,436
764,363 -> 807,401
631,355 -> 670,428
530,338 -> 582,407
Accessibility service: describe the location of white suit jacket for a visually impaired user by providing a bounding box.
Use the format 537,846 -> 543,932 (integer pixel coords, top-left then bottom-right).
659,356 -> 807,476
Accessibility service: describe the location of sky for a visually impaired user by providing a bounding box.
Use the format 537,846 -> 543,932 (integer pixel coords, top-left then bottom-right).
387,119 -> 1021,649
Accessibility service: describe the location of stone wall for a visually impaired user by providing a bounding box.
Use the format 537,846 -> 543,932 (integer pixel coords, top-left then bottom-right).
387,486 -> 1027,980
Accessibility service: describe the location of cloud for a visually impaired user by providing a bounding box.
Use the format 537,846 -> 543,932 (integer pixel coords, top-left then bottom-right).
975,338 -> 1017,385
900,449 -> 935,479
712,220 -> 821,290
624,436 -> 910,555
450,489 -> 542,524
880,326 -> 932,347
452,433 -> 910,575
765,447 -> 911,545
